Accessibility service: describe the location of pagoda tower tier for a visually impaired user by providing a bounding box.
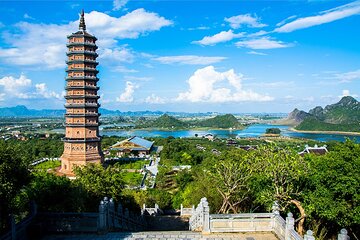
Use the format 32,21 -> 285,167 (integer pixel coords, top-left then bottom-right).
60,10 -> 103,176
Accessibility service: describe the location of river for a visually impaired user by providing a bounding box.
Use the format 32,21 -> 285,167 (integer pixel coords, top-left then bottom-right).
101,124 -> 360,142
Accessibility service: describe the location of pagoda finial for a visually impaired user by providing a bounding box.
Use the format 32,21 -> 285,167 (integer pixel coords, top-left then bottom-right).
79,9 -> 86,31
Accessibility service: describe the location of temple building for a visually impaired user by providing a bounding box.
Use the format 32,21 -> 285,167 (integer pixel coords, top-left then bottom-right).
60,10 -> 103,175
110,136 -> 154,157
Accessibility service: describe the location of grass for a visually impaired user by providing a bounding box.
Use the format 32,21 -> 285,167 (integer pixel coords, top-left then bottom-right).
119,160 -> 150,169
122,172 -> 143,186
33,160 -> 61,170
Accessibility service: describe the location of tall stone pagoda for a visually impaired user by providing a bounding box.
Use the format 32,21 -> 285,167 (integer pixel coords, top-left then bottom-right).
60,10 -> 103,175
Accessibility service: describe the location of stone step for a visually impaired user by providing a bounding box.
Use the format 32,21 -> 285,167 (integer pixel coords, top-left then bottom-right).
42,231 -> 278,240
145,215 -> 189,231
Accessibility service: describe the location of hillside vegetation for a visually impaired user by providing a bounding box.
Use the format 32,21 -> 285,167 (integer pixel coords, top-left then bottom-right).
195,114 -> 243,129
284,96 -> 360,133
137,113 -> 243,129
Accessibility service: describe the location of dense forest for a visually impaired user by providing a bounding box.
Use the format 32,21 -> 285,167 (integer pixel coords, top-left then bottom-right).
0,136 -> 359,239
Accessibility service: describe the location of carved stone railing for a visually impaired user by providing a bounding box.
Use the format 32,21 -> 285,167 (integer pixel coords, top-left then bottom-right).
188,198 -> 351,240
189,197 -> 210,233
180,204 -> 194,216
141,204 -> 163,216
0,203 -> 37,240
32,197 -> 146,235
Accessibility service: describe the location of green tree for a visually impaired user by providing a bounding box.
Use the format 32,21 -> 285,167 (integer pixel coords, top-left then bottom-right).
0,141 -> 30,230
305,140 -> 360,238
209,149 -> 255,213
251,145 -> 308,234
74,163 -> 125,202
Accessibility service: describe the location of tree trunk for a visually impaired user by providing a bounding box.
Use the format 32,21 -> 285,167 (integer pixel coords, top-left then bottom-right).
290,199 -> 305,235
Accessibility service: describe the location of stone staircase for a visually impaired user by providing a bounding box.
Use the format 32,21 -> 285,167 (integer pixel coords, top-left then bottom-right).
145,215 -> 189,231
43,231 -> 278,240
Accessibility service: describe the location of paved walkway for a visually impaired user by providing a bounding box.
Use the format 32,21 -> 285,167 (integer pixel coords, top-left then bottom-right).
43,231 -> 279,240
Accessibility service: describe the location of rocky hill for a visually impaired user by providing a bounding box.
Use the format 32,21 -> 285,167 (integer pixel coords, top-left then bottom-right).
287,96 -> 360,132
196,114 -> 243,129
140,114 -> 188,129
286,108 -> 311,124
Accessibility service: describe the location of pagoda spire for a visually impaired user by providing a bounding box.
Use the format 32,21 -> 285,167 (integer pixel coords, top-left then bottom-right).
79,9 -> 86,31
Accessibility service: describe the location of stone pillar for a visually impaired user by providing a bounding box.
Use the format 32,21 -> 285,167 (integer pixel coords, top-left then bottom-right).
108,198 -> 115,229
117,203 -> 123,229
272,201 -> 280,216
202,198 -> 210,234
338,229 -> 350,240
10,214 -> 16,240
304,230 -> 315,240
124,208 -> 130,231
98,200 -> 107,233
271,201 -> 280,229
285,212 -> 295,240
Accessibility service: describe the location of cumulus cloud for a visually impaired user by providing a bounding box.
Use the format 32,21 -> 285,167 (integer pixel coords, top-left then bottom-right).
0,74 -> 62,100
35,83 -> 62,99
176,66 -> 273,103
225,14 -> 267,29
192,30 -> 244,46
116,81 -> 138,102
99,47 -> 135,62
152,55 -> 226,65
0,74 -> 31,95
113,0 -> 128,10
275,1 -> 360,33
0,9 -> 172,69
340,89 -> 358,98
235,37 -> 292,49
145,94 -> 166,104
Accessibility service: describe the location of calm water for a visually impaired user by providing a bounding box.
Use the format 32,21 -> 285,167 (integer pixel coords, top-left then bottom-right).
102,124 -> 360,143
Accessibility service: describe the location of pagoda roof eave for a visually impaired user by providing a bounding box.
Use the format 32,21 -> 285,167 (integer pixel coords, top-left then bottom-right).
67,31 -> 97,40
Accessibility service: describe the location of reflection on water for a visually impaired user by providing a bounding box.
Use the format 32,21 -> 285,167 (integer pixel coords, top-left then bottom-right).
101,124 -> 360,143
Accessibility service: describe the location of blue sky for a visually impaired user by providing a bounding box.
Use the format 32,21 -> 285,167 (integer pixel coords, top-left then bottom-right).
0,0 -> 359,113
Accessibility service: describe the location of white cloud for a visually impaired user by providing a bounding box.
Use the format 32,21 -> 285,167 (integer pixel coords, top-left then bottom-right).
145,94 -> 166,104
225,14 -> 267,29
275,1 -> 360,33
335,69 -> 360,83
116,81 -> 138,102
340,89 -> 358,98
192,30 -> 244,46
0,93 -> 5,101
0,74 -> 62,100
0,9 -> 172,69
99,47 -> 135,62
35,83 -> 62,99
187,26 -> 210,31
0,74 -> 31,94
176,66 -> 273,103
113,0 -> 128,10
153,55 -> 226,65
23,13 -> 35,20
276,15 -> 297,27
111,66 -> 138,73
247,51 -> 267,56
235,37 -> 292,49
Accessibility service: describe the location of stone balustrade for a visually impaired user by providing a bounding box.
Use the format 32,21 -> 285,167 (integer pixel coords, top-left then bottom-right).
180,204 -> 194,216
188,198 -> 351,240
141,203 -> 163,216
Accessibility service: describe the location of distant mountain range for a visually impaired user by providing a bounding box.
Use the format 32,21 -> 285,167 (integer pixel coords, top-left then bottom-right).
284,96 -> 360,132
0,105 -> 212,118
